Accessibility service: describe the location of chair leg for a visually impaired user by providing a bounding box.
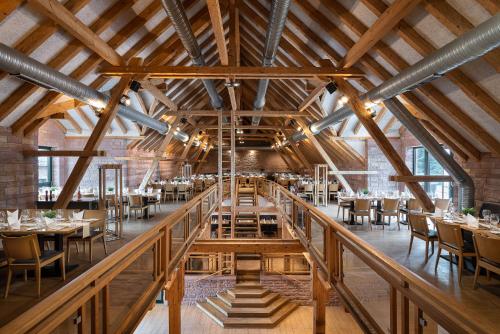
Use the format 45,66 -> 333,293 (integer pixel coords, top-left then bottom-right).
102,235 -> 108,255
458,255 -> 463,284
435,247 -> 441,271
4,268 -> 12,298
473,264 -> 480,289
66,238 -> 71,263
36,267 -> 41,297
425,240 -> 429,263
89,240 -> 93,263
408,235 -> 414,254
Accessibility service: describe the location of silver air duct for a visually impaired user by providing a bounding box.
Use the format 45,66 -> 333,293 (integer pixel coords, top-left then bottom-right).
290,14 -> 500,208
161,0 -> 224,111
0,43 -> 190,142
384,98 -> 474,209
294,14 -> 500,139
251,0 -> 291,126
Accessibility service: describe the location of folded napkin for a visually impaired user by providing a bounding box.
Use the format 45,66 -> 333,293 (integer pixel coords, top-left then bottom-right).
7,210 -> 20,229
433,208 -> 444,217
72,211 -> 84,221
44,217 -> 55,225
465,214 -> 479,227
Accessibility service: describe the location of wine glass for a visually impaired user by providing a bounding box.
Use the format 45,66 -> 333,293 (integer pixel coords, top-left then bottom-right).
0,211 -> 5,224
21,209 -> 29,224
491,214 -> 499,227
482,209 -> 491,223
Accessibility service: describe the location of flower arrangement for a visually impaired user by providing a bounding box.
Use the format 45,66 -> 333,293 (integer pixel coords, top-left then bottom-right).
43,210 -> 57,219
462,207 -> 476,216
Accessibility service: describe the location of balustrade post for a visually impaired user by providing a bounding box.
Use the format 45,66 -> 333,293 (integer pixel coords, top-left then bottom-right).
390,287 -> 397,334
90,291 -> 99,334
401,282 -> 410,334
413,305 -> 424,334
102,285 -> 110,334
77,304 -> 87,334
312,262 -> 329,334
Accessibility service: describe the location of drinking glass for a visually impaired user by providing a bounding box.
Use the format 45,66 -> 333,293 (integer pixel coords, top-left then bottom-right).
21,209 -> 29,223
0,211 -> 5,224
482,209 -> 491,221
57,209 -> 63,219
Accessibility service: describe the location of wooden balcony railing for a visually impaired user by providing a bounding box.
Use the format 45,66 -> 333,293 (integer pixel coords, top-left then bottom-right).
258,180 -> 488,334
0,184 -> 219,334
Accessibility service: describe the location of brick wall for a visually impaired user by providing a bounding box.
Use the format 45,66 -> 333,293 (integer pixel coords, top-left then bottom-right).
0,127 -> 38,208
198,149 -> 291,174
366,138 -> 403,194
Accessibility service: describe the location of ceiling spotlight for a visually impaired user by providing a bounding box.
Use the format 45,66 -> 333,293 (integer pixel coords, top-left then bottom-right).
326,81 -> 337,94
224,81 -> 240,88
364,101 -> 377,109
339,96 -> 349,104
92,106 -> 104,117
176,126 -> 181,131
129,80 -> 141,92
239,141 -> 245,144
120,94 -> 131,106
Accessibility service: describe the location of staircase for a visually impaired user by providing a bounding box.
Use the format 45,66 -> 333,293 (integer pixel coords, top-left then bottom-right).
197,269 -> 298,328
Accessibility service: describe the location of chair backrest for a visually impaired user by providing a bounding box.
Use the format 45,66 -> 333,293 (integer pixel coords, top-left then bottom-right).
165,184 -> 175,192
383,198 -> 399,211
178,184 -> 188,191
84,210 -> 107,230
473,233 -> 500,263
435,220 -> 463,249
128,195 -> 143,207
1,234 -> 40,261
304,184 -> 313,192
408,198 -> 422,212
354,199 -> 371,211
329,183 -> 339,192
408,214 -> 429,236
434,198 -> 450,212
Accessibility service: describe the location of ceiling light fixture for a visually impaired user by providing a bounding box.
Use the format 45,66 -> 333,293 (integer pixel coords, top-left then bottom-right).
120,94 -> 131,106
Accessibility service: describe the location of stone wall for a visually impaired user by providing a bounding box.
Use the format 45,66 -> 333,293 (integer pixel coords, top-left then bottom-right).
366,138 -> 403,194
0,127 -> 38,208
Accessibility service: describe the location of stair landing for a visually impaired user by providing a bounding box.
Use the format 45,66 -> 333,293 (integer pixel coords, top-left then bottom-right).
196,270 -> 298,328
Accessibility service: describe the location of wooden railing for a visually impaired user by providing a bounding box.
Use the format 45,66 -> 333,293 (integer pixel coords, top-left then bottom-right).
0,184 -> 219,334
258,180 -> 488,334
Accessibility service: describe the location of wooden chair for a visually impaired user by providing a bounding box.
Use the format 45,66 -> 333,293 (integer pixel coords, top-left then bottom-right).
1,234 -> 65,298
147,190 -> 162,213
472,232 -> 500,289
303,184 -> 313,201
350,199 -> 371,227
194,179 -> 204,193
128,194 -> 149,220
408,214 -> 437,263
66,210 -> 108,263
377,198 -> 400,229
177,184 -> 190,201
164,184 -> 175,202
399,198 -> 422,229
435,220 -> 476,284
336,196 -> 351,222
434,198 -> 450,213
328,183 -> 339,202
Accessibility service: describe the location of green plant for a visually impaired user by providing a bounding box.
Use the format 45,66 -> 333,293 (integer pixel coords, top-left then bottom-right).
50,186 -> 57,192
362,188 -> 369,195
107,187 -> 114,192
462,207 -> 476,216
43,210 -> 56,219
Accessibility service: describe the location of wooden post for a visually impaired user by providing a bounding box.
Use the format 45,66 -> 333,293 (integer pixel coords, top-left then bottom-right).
336,79 -> 434,212
167,267 -> 184,334
54,75 -> 131,208
312,262 -> 329,334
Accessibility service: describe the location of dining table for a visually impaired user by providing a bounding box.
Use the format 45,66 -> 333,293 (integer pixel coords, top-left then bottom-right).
0,210 -> 101,275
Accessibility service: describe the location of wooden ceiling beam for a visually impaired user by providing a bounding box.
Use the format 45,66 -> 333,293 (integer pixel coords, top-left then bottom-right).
475,0 -> 499,15
23,150 -> 106,157
361,0 -> 500,125
27,0 -> 124,66
1,0 -> 131,124
99,65 -> 364,79
54,75 -> 130,208
341,0 -> 422,68
140,79 -> 178,111
337,78 -> 433,212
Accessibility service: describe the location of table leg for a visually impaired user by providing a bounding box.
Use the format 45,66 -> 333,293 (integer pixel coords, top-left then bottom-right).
376,200 -> 382,224
349,202 -> 355,224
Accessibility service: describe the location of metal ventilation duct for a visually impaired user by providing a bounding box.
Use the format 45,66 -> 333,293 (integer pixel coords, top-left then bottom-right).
251,0 -> 291,126
0,43 -> 190,142
296,14 -> 500,137
290,14 -> 500,209
161,0 -> 224,111
384,98 -> 474,209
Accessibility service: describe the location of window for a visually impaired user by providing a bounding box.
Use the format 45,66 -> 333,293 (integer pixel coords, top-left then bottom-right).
38,146 -> 53,187
412,146 -> 452,199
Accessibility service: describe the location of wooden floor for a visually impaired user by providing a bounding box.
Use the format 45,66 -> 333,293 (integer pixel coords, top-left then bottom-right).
1,199 -> 499,333
135,305 -> 362,334
319,203 -> 500,333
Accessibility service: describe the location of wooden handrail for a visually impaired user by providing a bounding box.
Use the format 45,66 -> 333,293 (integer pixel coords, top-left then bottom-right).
0,184 -> 219,334
259,180 -> 488,334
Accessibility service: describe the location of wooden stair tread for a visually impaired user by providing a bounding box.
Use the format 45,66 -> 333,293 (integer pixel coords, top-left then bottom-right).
217,291 -> 280,307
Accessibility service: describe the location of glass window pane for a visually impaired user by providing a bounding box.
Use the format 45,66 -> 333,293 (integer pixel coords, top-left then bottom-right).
414,147 -> 426,175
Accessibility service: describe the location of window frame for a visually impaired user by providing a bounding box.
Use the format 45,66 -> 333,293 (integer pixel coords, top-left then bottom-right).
411,146 -> 453,199
38,146 -> 53,187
